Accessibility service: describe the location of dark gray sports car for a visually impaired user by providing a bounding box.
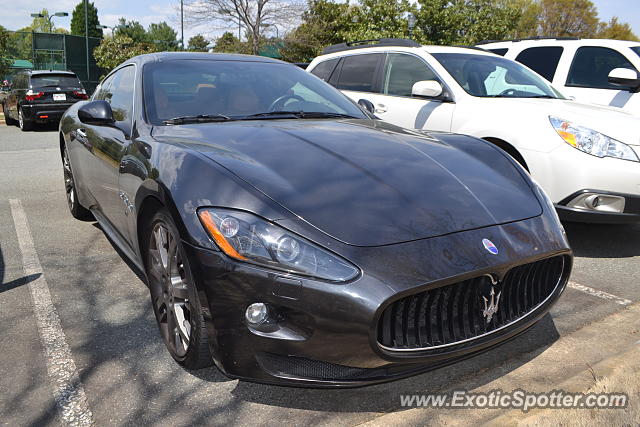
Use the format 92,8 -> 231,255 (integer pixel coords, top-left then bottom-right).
59,52 -> 572,387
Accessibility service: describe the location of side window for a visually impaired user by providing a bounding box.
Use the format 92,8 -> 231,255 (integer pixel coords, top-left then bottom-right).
93,73 -> 116,102
336,54 -> 381,93
488,48 -> 508,56
383,53 -> 439,97
311,58 -> 339,81
108,66 -> 136,122
515,47 -> 564,81
567,46 -> 637,89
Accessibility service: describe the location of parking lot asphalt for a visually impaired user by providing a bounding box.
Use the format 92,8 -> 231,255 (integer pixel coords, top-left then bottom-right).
0,124 -> 638,426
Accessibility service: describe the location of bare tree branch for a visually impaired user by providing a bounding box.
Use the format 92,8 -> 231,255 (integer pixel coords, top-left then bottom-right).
184,0 -> 305,54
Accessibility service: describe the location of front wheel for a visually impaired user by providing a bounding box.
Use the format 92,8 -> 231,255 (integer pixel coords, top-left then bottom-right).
63,145 -> 93,221
146,209 -> 213,369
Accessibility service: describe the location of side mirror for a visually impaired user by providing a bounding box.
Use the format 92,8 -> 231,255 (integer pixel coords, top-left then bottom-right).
358,98 -> 375,114
412,80 -> 444,98
78,100 -> 115,126
608,68 -> 640,90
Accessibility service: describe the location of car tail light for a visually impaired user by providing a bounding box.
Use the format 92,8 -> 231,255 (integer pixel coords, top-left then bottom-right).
25,90 -> 44,101
73,90 -> 88,100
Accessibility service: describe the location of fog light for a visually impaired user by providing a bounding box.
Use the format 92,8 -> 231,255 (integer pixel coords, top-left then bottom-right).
245,303 -> 269,325
567,193 -> 625,213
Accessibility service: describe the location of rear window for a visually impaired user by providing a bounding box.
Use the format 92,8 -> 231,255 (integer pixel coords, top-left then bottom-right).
30,74 -> 82,88
515,47 -> 564,82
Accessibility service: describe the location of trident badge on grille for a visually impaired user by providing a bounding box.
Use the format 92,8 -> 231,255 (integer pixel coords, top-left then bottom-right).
482,287 -> 501,323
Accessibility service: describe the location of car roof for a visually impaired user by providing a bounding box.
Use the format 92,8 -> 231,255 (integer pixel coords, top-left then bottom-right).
314,44 -> 496,61
479,38 -> 640,49
122,51 -> 286,67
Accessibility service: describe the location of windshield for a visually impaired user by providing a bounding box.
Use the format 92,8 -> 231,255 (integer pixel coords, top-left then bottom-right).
143,60 -> 367,125
31,74 -> 82,88
432,53 -> 564,99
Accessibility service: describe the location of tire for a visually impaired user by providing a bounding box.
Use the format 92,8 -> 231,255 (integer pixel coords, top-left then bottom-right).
62,145 -> 93,221
18,108 -> 34,131
145,209 -> 213,370
3,104 -> 16,126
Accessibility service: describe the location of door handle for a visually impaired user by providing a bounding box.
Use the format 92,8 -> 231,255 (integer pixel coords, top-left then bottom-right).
375,104 -> 388,113
76,128 -> 87,138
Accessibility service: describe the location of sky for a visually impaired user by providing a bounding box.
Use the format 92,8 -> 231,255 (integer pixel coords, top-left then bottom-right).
0,0 -> 638,44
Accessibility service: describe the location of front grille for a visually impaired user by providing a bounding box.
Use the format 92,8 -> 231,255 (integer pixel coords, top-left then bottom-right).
377,255 -> 567,350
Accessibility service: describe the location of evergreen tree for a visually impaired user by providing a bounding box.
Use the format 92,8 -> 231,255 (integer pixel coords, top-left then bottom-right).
70,1 -> 103,38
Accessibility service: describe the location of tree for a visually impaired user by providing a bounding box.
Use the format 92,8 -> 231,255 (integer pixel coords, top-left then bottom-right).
598,17 -> 639,41
414,0 -> 520,45
188,34 -> 210,51
148,22 -> 179,51
93,35 -> 156,71
70,1 -> 103,38
184,0 -> 304,55
115,19 -> 149,43
0,25 -> 12,78
345,0 -> 413,41
507,0 -> 541,39
537,0 -> 599,38
280,0 -> 353,62
213,31 -> 249,53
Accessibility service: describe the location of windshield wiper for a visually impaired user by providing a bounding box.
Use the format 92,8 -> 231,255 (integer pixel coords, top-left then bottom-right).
240,111 -> 358,120
526,95 -> 559,99
163,114 -> 232,125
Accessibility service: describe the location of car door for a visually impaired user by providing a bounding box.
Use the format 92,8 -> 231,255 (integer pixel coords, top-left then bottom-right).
371,53 -> 455,131
562,46 -> 639,109
81,65 -> 136,237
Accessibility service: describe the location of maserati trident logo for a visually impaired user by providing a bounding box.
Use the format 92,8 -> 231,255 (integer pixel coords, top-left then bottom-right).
482,238 -> 499,255
482,287 -> 501,323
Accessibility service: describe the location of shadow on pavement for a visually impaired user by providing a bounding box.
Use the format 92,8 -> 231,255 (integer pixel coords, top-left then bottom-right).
563,221 -> 640,258
0,273 -> 41,293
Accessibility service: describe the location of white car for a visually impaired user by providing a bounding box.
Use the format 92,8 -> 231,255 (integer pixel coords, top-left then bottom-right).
478,38 -> 640,114
307,39 -> 640,223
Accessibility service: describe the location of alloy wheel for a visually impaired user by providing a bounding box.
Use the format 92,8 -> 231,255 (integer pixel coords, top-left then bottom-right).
63,148 -> 75,209
148,222 -> 192,358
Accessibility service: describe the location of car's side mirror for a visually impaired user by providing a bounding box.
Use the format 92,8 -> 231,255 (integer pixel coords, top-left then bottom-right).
412,80 -> 444,98
358,98 -> 375,114
608,68 -> 640,91
78,100 -> 115,126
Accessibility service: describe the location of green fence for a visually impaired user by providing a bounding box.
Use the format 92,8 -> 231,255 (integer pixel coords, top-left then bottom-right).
4,31 -> 103,94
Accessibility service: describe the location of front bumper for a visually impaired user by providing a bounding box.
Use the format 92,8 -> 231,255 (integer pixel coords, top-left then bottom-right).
556,190 -> 640,223
21,102 -> 76,122
184,213 -> 572,387
525,143 -> 640,218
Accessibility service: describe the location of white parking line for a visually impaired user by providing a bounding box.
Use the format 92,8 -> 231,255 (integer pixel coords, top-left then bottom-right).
9,199 -> 93,426
568,281 -> 632,306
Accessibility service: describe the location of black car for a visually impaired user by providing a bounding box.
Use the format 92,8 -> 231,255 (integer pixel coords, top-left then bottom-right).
59,52 -> 572,387
4,70 -> 88,131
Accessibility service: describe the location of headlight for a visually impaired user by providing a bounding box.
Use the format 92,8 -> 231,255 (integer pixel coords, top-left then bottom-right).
549,116 -> 639,162
198,208 -> 359,282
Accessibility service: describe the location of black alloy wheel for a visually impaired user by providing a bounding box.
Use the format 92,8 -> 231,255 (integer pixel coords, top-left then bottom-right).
146,210 -> 212,369
63,146 -> 93,220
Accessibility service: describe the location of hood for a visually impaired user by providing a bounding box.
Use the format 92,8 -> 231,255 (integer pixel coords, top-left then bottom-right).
153,119 -> 542,246
498,98 -> 640,146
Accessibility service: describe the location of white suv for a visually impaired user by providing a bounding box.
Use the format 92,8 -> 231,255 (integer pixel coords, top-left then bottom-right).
478,38 -> 640,114
306,39 -> 640,223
